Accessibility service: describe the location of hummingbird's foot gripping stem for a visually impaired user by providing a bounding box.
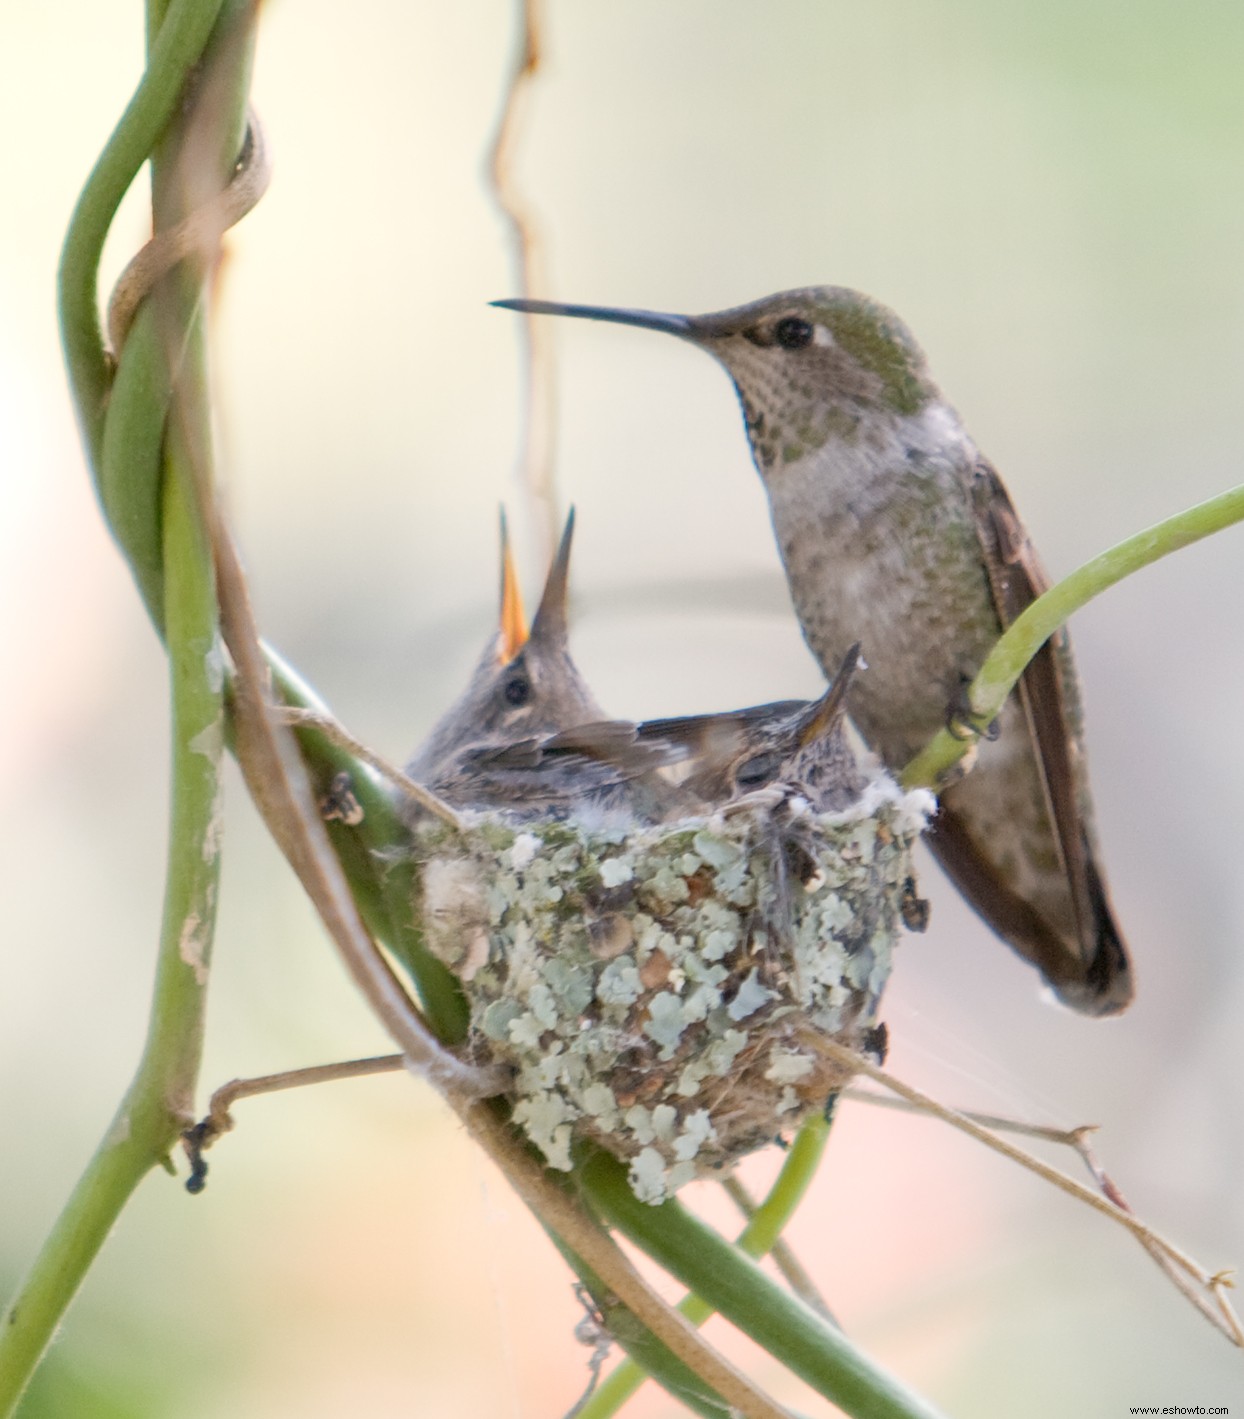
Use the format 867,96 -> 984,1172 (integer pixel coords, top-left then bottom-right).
277,706 -> 463,831
899,876 -> 930,933
944,677 -> 1000,744
319,770 -> 364,826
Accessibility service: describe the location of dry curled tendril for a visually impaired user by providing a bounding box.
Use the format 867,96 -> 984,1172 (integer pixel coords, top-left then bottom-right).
105,104 -> 271,362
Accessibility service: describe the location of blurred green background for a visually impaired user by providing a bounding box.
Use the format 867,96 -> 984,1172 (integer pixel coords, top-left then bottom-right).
4,2 -> 1244,1414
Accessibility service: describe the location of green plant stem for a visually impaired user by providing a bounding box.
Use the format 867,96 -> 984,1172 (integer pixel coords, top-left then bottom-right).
582,1150 -> 947,1419
0,6 -> 256,1412
730,1112 -> 833,1257
902,481 -> 1244,790
99,300 -> 178,630
58,0 -> 226,473
579,1113 -> 833,1419
0,434 -> 222,1419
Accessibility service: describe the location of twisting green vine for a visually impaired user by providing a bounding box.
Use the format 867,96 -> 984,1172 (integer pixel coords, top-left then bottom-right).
0,6 -> 253,1411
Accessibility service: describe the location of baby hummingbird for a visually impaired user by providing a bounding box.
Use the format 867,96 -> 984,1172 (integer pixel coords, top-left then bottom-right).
407,510 -> 688,821
495,289 -> 1131,1015
405,509 -> 607,802
639,644 -> 866,812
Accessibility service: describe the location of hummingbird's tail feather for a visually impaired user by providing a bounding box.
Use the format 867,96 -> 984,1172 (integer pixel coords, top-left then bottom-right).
925,804 -> 1133,1016
1079,852 -> 1133,1010
637,701 -> 809,748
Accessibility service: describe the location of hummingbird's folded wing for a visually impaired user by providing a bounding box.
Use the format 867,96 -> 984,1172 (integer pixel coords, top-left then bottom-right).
931,459 -> 1132,1012
636,700 -> 809,745
469,720 -> 682,777
434,720 -> 689,817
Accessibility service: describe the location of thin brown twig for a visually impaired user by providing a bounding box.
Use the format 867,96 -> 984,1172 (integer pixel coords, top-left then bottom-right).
278,705 -> 463,830
842,1088 -> 1110,1170
180,1055 -> 408,1193
488,0 -> 560,566
841,1087 -> 1237,1334
107,105 -> 271,359
201,1055 -> 406,1136
825,1044 -> 1243,1346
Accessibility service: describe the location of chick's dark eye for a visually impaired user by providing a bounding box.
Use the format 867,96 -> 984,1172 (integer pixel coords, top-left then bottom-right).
503,673 -> 531,707
774,316 -> 814,350
735,750 -> 780,787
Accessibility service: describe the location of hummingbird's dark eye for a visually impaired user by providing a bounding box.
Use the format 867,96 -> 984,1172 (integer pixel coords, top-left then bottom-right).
774,316 -> 814,351
503,672 -> 531,707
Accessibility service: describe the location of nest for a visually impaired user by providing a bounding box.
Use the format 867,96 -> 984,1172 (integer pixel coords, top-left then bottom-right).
413,776 -> 933,1203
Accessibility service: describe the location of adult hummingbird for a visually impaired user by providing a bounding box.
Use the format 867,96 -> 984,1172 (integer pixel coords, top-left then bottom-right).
494,289 -> 1132,1015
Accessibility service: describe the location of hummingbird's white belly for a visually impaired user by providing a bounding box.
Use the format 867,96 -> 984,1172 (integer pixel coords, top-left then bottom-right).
767,415 -> 1001,767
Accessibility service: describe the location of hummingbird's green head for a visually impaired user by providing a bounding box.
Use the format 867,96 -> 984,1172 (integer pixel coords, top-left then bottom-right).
684,288 -> 937,471
493,288 -> 938,474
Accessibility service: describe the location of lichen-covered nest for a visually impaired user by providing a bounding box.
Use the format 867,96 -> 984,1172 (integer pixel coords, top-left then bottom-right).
414,776 -> 932,1203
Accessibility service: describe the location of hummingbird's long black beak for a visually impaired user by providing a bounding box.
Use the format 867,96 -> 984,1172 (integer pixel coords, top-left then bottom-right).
491,298 -> 694,339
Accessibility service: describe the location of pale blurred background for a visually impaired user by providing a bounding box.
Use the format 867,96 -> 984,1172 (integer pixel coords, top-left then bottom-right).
4,3 -> 1244,1415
